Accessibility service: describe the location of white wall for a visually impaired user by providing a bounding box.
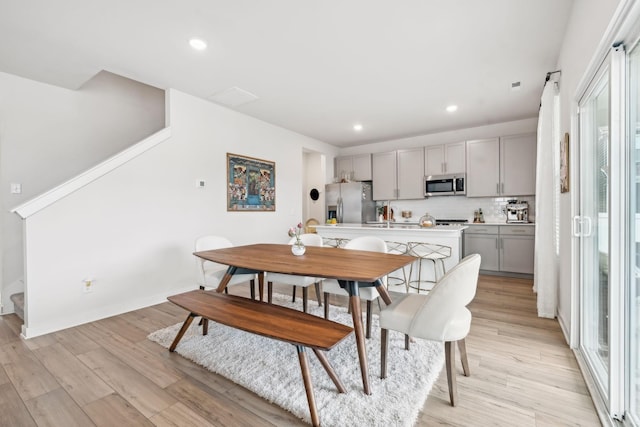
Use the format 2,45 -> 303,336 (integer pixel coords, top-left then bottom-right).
555,0 -> 621,342
0,70 -> 165,312
20,89 -> 335,337
303,151 -> 326,225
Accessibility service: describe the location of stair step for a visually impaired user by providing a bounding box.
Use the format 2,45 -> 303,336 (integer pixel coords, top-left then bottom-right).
9,292 -> 24,320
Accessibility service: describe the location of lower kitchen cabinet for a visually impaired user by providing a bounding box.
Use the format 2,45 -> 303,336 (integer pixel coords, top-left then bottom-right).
464,224 -> 534,275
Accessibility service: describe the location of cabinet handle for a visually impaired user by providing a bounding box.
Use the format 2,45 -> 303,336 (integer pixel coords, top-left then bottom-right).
496,183 -> 500,194
495,238 -> 499,249
511,229 -> 526,233
501,182 -> 504,193
443,162 -> 447,173
476,229 -> 488,232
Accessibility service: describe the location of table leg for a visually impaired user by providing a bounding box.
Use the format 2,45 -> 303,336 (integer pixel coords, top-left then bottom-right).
375,278 -> 393,305
169,313 -> 196,352
258,272 -> 264,302
296,346 -> 320,427
339,279 -> 371,395
349,294 -> 371,395
215,266 -> 237,293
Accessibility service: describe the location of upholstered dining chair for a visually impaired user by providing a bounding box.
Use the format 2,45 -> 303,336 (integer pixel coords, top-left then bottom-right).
379,253 -> 481,406
322,236 -> 387,338
266,233 -> 324,312
195,235 -> 257,299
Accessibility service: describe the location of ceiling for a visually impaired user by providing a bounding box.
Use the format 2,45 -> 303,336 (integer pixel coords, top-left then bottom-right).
0,0 -> 573,147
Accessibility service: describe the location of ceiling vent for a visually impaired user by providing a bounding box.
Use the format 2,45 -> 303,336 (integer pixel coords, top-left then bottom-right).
511,81 -> 522,91
208,86 -> 259,107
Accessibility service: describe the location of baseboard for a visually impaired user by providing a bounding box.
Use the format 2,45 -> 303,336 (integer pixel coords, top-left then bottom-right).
21,283 -> 196,339
573,350 -> 619,427
557,311 -> 571,347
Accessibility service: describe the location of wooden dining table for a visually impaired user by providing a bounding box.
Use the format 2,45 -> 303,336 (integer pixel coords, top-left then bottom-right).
192,243 -> 416,395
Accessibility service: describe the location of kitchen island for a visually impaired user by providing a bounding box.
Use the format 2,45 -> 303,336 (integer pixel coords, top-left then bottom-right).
315,222 -> 467,274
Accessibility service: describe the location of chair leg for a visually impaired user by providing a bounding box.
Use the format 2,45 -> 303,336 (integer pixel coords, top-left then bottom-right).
267,282 -> 273,304
381,328 -> 389,379
303,287 -> 309,313
292,286 -> 297,302
458,339 -> 470,376
323,293 -> 330,319
314,282 -> 322,306
250,279 -> 256,300
445,341 -> 458,406
366,300 -> 372,339
405,334 -> 410,350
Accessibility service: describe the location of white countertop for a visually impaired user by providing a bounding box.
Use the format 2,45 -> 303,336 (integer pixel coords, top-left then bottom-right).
466,222 -> 535,226
315,223 -> 468,232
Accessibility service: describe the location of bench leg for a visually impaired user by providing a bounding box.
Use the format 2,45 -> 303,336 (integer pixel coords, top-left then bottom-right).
312,348 -> 346,393
169,313 -> 197,352
267,282 -> 273,304
302,287 -> 308,313
296,346 -> 320,427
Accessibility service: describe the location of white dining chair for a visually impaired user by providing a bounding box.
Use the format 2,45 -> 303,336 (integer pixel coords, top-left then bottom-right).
322,236 -> 387,338
195,235 -> 257,299
379,253 -> 480,406
266,233 -> 324,312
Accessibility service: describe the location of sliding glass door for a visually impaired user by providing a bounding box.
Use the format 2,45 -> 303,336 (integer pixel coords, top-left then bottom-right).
579,62 -> 611,398
628,37 -> 640,426
577,25 -> 640,424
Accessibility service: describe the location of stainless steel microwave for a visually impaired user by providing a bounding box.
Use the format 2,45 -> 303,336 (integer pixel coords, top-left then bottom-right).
424,174 -> 466,197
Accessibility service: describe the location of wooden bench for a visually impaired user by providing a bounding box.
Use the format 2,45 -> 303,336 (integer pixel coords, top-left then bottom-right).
167,290 -> 353,427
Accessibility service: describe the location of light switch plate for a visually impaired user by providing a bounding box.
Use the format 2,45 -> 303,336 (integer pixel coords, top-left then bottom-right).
10,183 -> 21,194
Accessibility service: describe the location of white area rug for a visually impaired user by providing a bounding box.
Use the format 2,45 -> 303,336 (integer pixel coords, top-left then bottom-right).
148,293 -> 444,426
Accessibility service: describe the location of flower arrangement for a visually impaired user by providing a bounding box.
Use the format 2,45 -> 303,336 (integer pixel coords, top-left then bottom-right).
288,222 -> 303,245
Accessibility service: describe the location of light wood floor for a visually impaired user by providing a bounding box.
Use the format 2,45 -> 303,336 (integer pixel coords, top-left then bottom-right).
0,275 -> 601,426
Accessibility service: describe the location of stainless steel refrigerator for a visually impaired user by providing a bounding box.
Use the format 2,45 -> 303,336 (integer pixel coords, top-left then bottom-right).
325,181 -> 376,223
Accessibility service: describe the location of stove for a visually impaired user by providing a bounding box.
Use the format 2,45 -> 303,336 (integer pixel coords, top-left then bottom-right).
435,219 -> 469,226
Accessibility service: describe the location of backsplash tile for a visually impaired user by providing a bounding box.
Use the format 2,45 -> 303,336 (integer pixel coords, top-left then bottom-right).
378,196 -> 535,224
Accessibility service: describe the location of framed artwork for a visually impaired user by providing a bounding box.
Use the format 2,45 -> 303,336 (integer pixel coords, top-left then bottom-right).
227,153 -> 276,211
560,132 -> 570,193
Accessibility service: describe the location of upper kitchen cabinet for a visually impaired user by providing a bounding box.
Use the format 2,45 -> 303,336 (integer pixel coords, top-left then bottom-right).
424,141 -> 466,176
372,147 -> 424,200
466,133 -> 536,197
335,153 -> 372,181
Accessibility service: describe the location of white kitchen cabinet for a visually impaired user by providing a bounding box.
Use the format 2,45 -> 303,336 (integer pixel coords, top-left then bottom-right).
424,141 -> 466,176
466,133 -> 536,197
463,225 -> 500,271
372,147 -> 424,200
501,134 -> 537,196
335,153 -> 372,181
464,224 -> 535,275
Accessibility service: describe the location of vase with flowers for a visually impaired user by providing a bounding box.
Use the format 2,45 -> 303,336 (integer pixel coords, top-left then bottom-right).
288,222 -> 306,256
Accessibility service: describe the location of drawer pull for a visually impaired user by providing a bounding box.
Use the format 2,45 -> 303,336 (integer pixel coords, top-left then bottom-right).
511,229 -> 526,233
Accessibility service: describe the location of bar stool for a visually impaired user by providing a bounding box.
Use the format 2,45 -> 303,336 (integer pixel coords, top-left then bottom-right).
322,237 -> 350,248
385,241 -> 409,292
407,242 -> 452,294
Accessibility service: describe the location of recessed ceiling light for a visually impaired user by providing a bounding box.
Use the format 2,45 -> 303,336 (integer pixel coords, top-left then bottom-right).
353,123 -> 363,132
189,38 -> 207,51
446,105 -> 458,113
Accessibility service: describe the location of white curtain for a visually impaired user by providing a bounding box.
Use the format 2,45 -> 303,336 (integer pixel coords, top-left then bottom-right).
534,81 -> 559,318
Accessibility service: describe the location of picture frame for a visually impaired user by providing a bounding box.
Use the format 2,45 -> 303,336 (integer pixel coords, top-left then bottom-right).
560,132 -> 570,193
227,153 -> 276,211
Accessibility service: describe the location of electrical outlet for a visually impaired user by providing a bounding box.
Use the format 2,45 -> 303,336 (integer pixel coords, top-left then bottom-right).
83,279 -> 93,293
